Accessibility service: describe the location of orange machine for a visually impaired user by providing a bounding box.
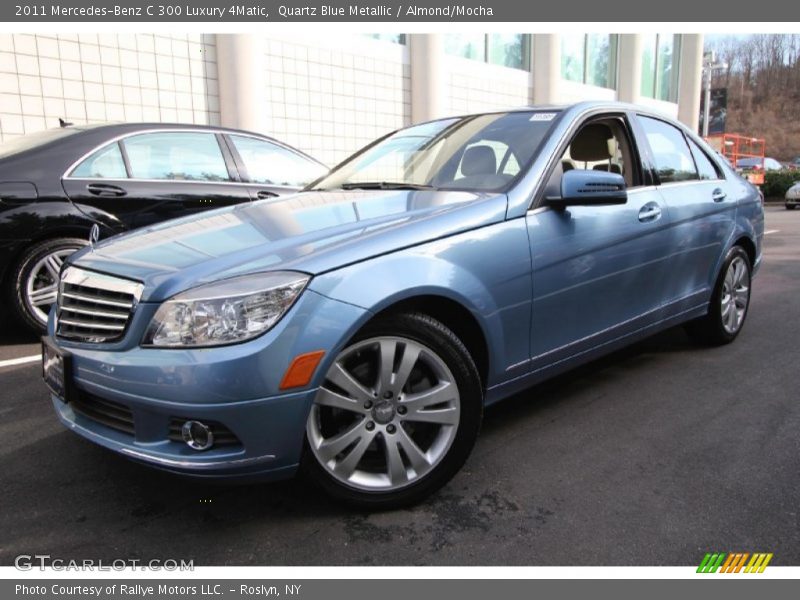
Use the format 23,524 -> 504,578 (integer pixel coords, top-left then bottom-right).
705,134 -> 766,184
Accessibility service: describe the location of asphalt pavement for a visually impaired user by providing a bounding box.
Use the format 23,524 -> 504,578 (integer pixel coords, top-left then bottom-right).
0,205 -> 798,566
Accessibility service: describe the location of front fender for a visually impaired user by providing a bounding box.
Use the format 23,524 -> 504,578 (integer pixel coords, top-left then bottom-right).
308,219 -> 533,388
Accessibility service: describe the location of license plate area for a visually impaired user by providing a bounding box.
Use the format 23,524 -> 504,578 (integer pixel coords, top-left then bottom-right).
42,336 -> 73,403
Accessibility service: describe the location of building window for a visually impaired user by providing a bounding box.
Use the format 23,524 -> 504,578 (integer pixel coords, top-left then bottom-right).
445,34 -> 530,71
561,34 -> 618,89
366,34 -> 406,45
641,34 -> 681,102
488,34 -> 530,70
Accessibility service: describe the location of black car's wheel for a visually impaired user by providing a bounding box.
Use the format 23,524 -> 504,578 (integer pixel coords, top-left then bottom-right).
686,245 -> 752,346
302,312 -> 483,509
9,237 -> 87,332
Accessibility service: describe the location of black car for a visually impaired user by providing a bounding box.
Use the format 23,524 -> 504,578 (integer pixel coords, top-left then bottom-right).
0,123 -> 327,331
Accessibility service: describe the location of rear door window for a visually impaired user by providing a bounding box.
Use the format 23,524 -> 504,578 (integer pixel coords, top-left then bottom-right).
122,132 -> 231,182
639,116 -> 699,184
687,138 -> 722,180
71,143 -> 128,179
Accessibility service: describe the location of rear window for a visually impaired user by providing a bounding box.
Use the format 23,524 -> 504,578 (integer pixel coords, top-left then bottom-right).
0,127 -> 82,160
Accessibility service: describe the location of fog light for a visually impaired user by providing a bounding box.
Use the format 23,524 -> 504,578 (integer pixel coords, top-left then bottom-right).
181,420 -> 214,451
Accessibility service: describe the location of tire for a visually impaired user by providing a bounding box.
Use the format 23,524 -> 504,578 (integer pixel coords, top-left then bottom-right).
685,245 -> 752,346
301,312 -> 483,509
9,237 -> 88,333
786,204 -> 796,210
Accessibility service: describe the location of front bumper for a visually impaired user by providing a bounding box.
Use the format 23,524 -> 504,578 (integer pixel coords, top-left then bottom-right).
51,386 -> 314,480
47,288 -> 370,479
785,194 -> 800,206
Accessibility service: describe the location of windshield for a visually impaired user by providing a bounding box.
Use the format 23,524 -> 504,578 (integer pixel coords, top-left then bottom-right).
311,110 -> 561,193
0,127 -> 84,160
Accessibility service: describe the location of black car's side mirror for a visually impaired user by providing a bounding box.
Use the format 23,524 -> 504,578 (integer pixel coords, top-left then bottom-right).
548,169 -> 628,208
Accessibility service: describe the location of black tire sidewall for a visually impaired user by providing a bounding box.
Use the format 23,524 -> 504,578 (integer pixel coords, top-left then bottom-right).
9,237 -> 87,332
301,312 -> 483,510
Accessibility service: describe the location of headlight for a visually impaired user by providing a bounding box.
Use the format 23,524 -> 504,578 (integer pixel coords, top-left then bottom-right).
143,272 -> 309,347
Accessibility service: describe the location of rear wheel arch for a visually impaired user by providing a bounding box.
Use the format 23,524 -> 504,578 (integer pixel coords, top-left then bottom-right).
733,235 -> 756,267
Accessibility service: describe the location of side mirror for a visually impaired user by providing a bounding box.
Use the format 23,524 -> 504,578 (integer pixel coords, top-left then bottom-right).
548,169 -> 628,208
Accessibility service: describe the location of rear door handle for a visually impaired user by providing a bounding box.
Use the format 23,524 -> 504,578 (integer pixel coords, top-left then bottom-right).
638,203 -> 662,222
87,183 -> 127,198
712,188 -> 727,202
256,190 -> 279,200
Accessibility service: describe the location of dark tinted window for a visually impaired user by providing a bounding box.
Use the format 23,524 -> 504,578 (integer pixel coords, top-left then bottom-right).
639,116 -> 698,183
123,132 -> 230,182
229,135 -> 326,187
71,143 -> 127,178
687,138 -> 721,180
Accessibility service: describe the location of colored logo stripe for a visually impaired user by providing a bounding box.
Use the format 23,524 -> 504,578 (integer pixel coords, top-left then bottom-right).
697,552 -> 773,573
697,553 -> 726,573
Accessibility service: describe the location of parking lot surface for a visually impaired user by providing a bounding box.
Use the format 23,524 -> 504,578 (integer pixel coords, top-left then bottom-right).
1,205 -> 798,566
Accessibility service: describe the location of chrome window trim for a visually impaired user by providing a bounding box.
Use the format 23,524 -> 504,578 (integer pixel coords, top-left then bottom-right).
63,176 -> 297,188
655,178 -> 725,189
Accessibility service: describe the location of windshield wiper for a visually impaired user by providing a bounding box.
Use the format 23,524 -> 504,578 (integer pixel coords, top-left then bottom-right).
339,182 -> 437,191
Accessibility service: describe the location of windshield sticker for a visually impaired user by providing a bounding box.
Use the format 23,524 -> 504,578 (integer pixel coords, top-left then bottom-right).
530,113 -> 557,121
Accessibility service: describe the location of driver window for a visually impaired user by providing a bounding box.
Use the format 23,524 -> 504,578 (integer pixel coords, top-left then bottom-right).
544,118 -> 638,200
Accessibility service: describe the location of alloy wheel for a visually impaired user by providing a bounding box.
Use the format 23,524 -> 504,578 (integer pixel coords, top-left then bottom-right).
306,336 -> 461,492
720,255 -> 750,335
24,248 -> 74,325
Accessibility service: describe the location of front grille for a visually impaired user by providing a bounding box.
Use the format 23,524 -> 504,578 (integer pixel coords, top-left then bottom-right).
71,391 -> 135,435
56,267 -> 144,343
168,418 -> 241,446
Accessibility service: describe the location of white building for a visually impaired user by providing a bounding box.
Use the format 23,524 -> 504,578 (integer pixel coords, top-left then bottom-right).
0,33 -> 703,166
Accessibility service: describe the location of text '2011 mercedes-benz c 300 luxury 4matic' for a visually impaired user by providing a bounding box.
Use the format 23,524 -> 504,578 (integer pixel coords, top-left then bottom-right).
43,102 -> 764,508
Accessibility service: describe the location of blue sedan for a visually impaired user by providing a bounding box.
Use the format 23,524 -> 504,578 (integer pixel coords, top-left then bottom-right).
43,102 -> 764,508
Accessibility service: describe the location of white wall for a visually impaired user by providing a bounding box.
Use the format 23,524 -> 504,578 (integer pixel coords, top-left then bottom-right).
258,34 -> 410,167
446,56 -> 531,115
0,33 -> 699,166
0,33 -> 219,140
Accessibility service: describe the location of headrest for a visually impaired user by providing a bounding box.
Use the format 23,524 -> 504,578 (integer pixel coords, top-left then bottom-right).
461,145 -> 497,177
571,124 -> 613,162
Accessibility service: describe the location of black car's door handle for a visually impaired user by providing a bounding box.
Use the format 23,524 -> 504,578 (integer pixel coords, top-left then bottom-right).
256,190 -> 279,200
712,188 -> 727,202
87,183 -> 127,198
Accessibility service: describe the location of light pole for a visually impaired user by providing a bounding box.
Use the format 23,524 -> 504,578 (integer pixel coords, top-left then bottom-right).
702,50 -> 728,138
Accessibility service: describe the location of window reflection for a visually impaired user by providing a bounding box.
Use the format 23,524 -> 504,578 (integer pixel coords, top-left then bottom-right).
641,34 -> 681,102
445,34 -> 530,71
561,34 -> 618,89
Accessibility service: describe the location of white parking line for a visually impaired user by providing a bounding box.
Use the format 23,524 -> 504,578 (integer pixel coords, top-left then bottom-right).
765,230 -> 780,235
0,355 -> 40,369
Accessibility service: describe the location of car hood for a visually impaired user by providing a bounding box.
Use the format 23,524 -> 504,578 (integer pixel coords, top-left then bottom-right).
69,189 -> 508,302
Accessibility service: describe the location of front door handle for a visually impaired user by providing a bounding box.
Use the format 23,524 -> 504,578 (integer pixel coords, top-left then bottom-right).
87,183 -> 127,198
638,203 -> 662,222
256,190 -> 279,200
712,188 -> 727,202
